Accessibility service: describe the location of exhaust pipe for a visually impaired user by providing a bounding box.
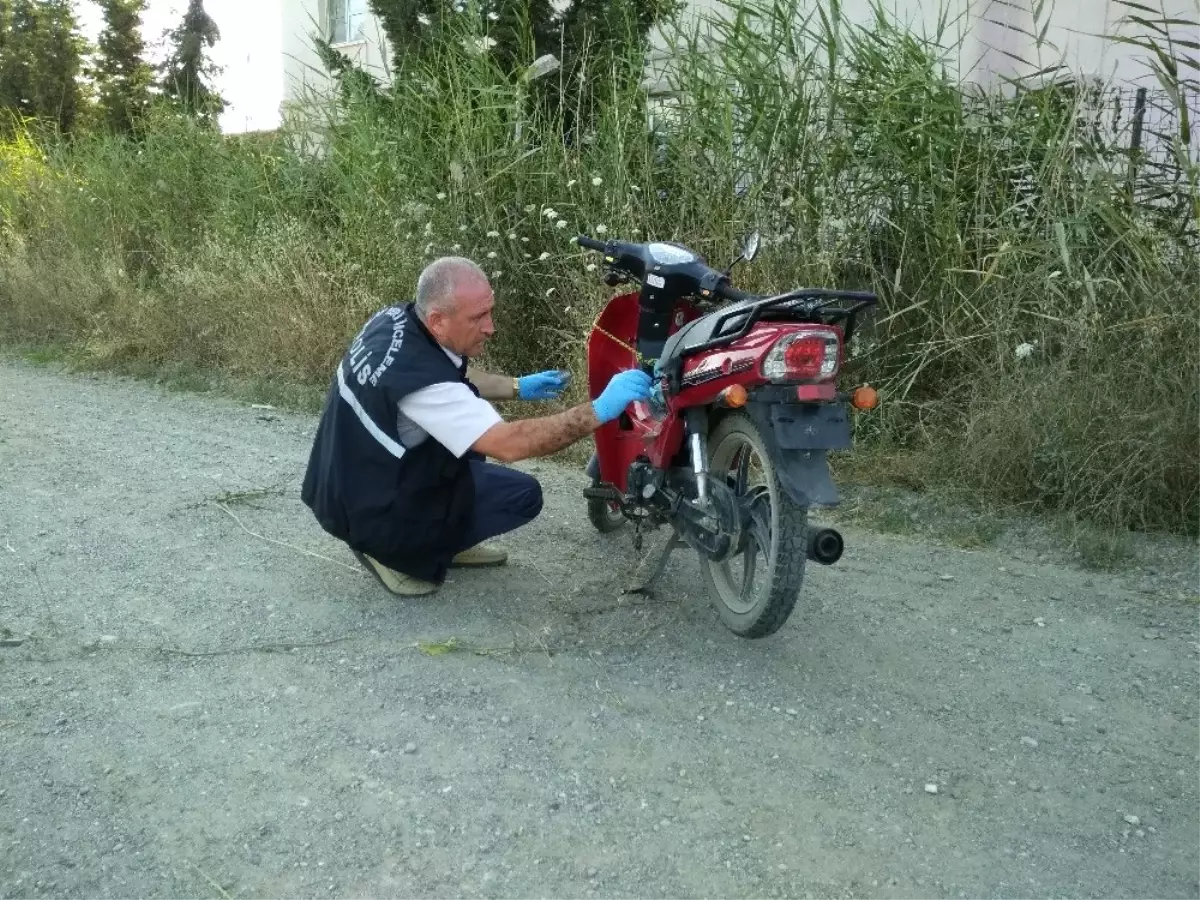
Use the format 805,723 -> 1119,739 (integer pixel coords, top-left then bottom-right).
806,527 -> 844,565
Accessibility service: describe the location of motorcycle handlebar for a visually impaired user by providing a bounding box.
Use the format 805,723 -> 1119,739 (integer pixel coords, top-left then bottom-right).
716,281 -> 754,304
577,234 -> 756,305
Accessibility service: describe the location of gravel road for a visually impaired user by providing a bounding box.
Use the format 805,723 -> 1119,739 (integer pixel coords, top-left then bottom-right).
2,359 -> 1197,899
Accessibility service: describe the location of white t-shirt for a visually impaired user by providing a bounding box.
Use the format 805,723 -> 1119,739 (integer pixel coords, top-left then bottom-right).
395,347 -> 503,458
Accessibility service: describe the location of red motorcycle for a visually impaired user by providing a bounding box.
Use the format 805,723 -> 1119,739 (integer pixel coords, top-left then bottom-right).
577,232 -> 879,638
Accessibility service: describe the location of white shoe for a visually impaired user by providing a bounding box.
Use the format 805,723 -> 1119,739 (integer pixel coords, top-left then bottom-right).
451,543 -> 508,567
354,552 -> 438,596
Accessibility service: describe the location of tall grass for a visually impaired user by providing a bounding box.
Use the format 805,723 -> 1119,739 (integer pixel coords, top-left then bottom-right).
0,0 -> 1196,533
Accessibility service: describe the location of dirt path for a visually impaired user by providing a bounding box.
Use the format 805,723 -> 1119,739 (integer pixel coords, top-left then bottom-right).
1,359 -> 1197,899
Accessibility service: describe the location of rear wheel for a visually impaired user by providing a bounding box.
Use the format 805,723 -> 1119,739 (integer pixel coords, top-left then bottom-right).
698,413 -> 810,638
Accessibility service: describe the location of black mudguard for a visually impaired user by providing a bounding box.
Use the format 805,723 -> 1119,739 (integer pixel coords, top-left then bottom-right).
742,399 -> 852,507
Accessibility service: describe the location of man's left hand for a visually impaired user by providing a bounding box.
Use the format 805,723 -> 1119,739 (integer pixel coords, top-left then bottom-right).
518,370 -> 571,401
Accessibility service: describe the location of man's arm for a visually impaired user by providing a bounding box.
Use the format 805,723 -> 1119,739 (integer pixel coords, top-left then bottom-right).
471,369 -> 651,463
471,404 -> 600,463
466,366 -> 516,401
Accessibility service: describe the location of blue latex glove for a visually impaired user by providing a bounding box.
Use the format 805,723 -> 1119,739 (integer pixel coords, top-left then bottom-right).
593,369 -> 653,424
518,369 -> 571,400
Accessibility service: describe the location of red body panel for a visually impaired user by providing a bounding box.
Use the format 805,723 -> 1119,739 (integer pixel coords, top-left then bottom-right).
586,292 -> 696,489
587,292 -> 843,493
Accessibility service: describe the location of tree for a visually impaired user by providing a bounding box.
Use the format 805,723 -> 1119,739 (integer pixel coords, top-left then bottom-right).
159,0 -> 225,123
94,0 -> 154,135
0,0 -> 88,135
315,0 -> 678,144
364,0 -> 558,79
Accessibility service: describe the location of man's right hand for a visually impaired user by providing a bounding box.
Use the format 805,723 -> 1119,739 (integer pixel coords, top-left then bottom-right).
472,368 -> 655,464
592,369 -> 653,424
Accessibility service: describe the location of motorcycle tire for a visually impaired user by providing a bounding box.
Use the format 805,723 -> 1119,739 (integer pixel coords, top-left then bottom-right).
587,487 -> 626,533
698,412 -> 810,638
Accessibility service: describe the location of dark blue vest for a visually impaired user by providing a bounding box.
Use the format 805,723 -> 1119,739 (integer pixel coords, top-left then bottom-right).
301,303 -> 480,583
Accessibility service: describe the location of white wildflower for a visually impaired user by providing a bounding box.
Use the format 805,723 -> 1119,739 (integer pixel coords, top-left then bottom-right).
556,219 -> 567,229
467,36 -> 497,53
487,11 -> 499,20
487,251 -> 498,259
521,236 -> 529,243
567,179 -> 577,188
487,230 -> 500,238
586,263 -> 597,272
417,13 -> 431,25
436,192 -> 446,200
523,204 -> 535,213
507,233 -> 516,240
459,224 -> 468,232
1048,270 -> 1062,279
524,253 -> 531,258
631,184 -> 641,192
595,224 -> 608,234
1015,342 -> 1036,360
538,252 -> 551,261
452,243 -> 462,251
545,287 -> 556,297
542,208 -> 559,220
591,176 -> 603,186
526,54 -> 560,81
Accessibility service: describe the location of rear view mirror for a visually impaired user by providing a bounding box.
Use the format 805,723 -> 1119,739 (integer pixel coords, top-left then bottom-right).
742,230 -> 760,262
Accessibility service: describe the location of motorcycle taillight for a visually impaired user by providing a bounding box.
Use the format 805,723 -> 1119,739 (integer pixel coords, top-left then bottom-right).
762,328 -> 841,382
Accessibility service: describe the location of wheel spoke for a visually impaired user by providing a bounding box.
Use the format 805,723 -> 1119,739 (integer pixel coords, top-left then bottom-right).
738,545 -> 757,602
734,447 -> 750,497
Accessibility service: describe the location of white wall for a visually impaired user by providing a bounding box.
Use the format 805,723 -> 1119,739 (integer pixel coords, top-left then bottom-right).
281,0 -> 393,120
648,0 -> 1197,88
282,0 -> 1197,118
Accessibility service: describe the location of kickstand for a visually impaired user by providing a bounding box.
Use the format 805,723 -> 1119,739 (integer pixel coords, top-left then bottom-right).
624,527 -> 683,595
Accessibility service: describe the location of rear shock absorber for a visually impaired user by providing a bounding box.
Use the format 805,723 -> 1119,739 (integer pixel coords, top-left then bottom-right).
684,408 -> 710,507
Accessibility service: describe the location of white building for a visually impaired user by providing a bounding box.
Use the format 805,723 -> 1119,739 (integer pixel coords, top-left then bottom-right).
281,0 -> 1198,120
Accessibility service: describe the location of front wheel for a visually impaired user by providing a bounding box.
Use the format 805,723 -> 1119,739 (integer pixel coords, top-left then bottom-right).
698,413 -> 810,638
587,495 -> 626,533
585,449 -> 626,533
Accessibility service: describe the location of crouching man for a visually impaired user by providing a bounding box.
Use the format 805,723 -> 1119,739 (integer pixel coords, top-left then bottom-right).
301,256 -> 651,596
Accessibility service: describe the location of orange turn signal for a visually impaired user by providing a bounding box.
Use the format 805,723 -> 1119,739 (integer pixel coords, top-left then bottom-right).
718,384 -> 749,408
850,385 -> 879,410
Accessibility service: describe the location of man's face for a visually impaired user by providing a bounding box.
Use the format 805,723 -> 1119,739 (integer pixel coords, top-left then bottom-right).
427,276 -> 496,358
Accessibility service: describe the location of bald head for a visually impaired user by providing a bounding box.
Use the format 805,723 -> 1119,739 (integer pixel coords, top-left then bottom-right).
415,256 -> 490,320
415,256 -> 497,358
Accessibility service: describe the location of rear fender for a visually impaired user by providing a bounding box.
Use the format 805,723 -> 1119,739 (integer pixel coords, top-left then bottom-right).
741,398 -> 851,507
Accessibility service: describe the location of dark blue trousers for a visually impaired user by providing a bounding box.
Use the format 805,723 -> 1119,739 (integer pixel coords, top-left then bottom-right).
455,460 -> 543,551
